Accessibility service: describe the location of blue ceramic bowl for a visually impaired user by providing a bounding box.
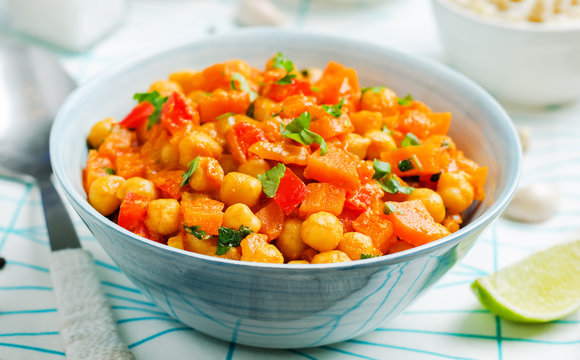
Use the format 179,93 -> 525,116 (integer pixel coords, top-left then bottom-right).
51,30 -> 521,348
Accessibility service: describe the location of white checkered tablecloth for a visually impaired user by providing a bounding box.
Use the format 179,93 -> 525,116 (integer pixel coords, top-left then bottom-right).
0,0 -> 579,359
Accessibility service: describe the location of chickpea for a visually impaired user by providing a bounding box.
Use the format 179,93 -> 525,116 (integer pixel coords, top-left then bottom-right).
220,172 -> 262,207
116,177 -> 158,201
167,234 -> 185,250
311,250 -> 352,264
252,96 -> 281,121
364,130 -> 397,160
215,113 -> 237,137
178,131 -> 223,168
301,67 -> 323,83
145,199 -> 181,235
345,133 -> 371,159
238,159 -> 271,178
276,218 -> 308,261
87,118 -> 114,149
223,203 -> 262,233
437,172 -> 475,213
187,90 -> 206,104
188,157 -> 224,192
88,175 -> 125,216
300,211 -> 343,252
408,188 -> 446,223
337,232 -> 381,260
288,260 -> 310,265
169,70 -> 202,94
185,234 -> 241,260
148,80 -> 182,97
350,111 -> 383,135
160,142 -> 179,168
219,154 -> 238,174
360,87 -> 398,117
240,234 -> 284,263
301,248 -> 319,262
200,122 -> 224,147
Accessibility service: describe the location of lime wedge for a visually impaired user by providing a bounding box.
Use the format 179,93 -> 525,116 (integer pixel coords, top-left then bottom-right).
471,239 -> 580,323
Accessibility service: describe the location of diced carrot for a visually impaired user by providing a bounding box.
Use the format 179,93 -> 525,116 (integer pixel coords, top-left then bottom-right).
299,183 -> 346,218
183,196 -> 225,211
387,239 -> 414,254
181,199 -> 224,236
309,113 -> 354,139
248,141 -> 310,166
385,200 -> 450,246
201,60 -> 252,92
255,201 -> 285,241
356,160 -> 374,184
262,78 -> 313,103
115,152 -> 145,179
380,143 -> 443,177
280,95 -> 318,119
352,210 -> 396,254
198,89 -> 251,123
345,181 -> 384,213
314,61 -> 360,112
304,147 -> 361,191
396,103 -> 451,138
98,126 -> 135,161
83,150 -> 114,193
149,170 -> 185,199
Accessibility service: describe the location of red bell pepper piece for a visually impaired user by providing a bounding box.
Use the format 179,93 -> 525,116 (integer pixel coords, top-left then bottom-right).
119,102 -> 155,129
161,92 -> 195,134
344,181 -> 384,213
232,122 -> 267,161
273,168 -> 308,215
263,78 -> 313,102
118,192 -> 149,233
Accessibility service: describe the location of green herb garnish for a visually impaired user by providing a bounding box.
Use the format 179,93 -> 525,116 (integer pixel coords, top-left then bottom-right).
180,156 -> 199,187
322,97 -> 344,118
216,225 -> 253,255
280,112 -> 328,155
397,94 -> 414,106
133,91 -> 168,130
411,154 -> 423,171
103,167 -> 115,175
230,73 -> 258,101
442,140 -> 451,149
361,253 -> 379,259
384,202 -> 405,215
373,159 -> 391,180
379,176 -> 415,195
361,86 -> 384,95
400,133 -> 421,147
257,163 -> 286,198
217,112 -> 237,120
184,225 -> 207,240
398,158 -> 414,172
273,52 -> 297,85
246,102 -> 255,118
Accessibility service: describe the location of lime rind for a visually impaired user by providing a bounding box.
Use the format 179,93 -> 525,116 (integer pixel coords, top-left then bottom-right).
471,240 -> 580,323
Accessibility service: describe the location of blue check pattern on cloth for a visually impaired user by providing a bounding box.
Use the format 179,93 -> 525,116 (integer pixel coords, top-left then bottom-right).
0,0 -> 579,359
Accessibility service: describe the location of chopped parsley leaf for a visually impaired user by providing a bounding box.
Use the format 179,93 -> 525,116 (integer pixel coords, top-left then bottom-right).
310,86 -> 321,93
378,176 -> 414,195
272,52 -> 297,85
184,225 -> 207,239
230,72 -> 258,101
322,97 -> 344,118
373,159 -> 391,180
246,102 -> 255,118
361,86 -> 384,95
361,253 -> 379,259
180,156 -> 199,187
103,167 -> 115,175
216,226 -> 253,255
276,73 -> 297,85
280,112 -> 328,155
398,158 -> 414,172
442,140 -> 451,149
383,202 -> 405,215
257,163 -> 286,198
411,154 -> 423,171
217,112 -> 237,119
397,94 -> 414,106
133,91 -> 168,130
400,133 -> 421,147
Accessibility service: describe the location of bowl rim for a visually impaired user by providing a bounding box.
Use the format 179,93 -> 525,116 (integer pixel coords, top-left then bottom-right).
50,28 -> 522,270
433,0 -> 580,32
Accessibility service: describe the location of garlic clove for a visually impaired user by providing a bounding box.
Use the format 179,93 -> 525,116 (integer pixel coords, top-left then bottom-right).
517,125 -> 531,154
503,182 -> 559,223
236,0 -> 286,27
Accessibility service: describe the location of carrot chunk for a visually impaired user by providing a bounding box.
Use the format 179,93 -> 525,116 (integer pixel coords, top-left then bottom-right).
352,210 -> 396,254
198,89 -> 250,123
248,141 -> 310,166
304,147 -> 361,191
384,200 -> 450,246
380,143 -> 442,177
255,201 -> 285,241
115,152 -> 145,179
299,183 -> 346,218
181,198 -> 224,236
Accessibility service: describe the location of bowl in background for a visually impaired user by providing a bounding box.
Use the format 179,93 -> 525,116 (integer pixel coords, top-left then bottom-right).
51,29 -> 521,348
433,0 -> 580,106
